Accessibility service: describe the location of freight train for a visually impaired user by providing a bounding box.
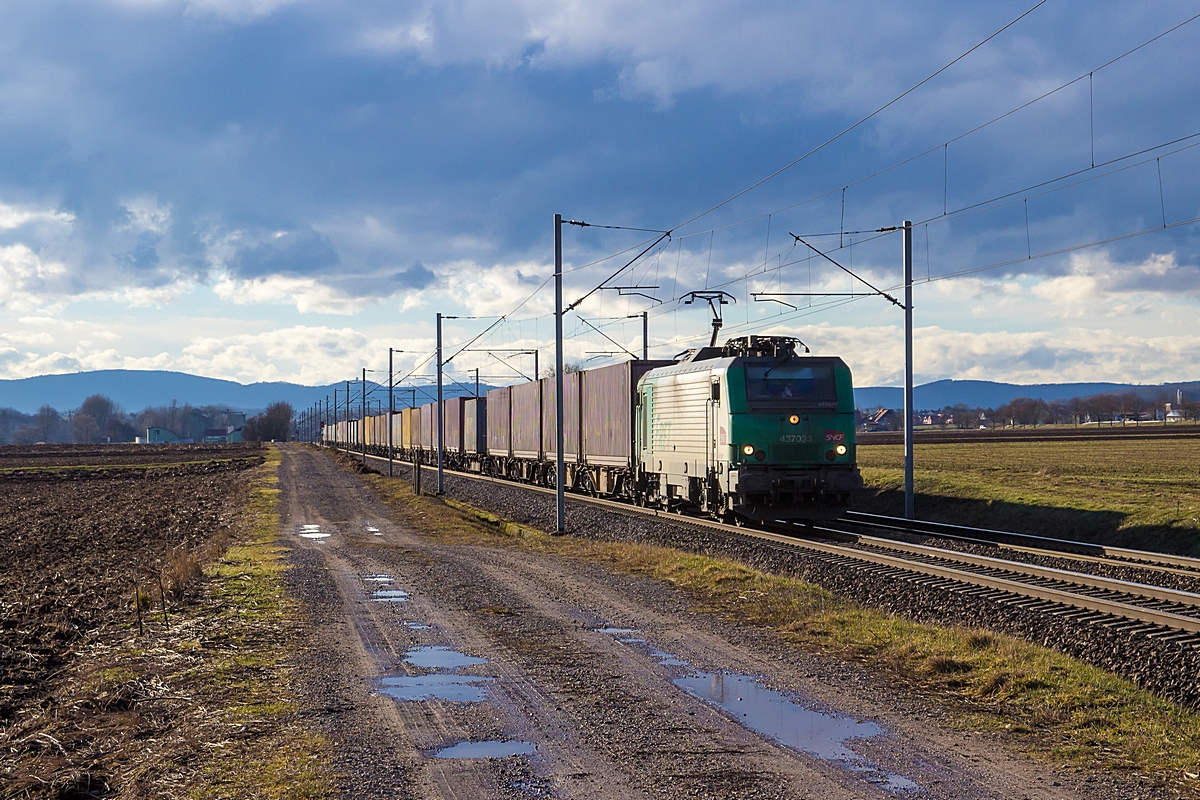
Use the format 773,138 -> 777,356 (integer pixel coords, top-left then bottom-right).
322,336 -> 862,521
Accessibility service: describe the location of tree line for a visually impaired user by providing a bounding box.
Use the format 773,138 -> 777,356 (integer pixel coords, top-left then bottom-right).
0,395 -> 294,445
924,391 -> 1199,429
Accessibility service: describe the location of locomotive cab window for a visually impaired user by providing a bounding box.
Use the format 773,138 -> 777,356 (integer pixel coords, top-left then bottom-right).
744,362 -> 836,408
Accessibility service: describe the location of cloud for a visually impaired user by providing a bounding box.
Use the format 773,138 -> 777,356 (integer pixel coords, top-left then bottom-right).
771,320 -> 1200,388
229,228 -> 340,278
110,0 -> 298,22
212,272 -> 365,314
0,201 -> 74,230
1028,250 -> 1200,316
0,244 -> 69,311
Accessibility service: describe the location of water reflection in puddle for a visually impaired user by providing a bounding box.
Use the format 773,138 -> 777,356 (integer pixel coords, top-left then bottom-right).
434,740 -> 535,759
373,589 -> 410,602
637,644 -> 687,666
404,646 -> 487,670
298,524 -> 331,540
675,672 -> 919,793
378,674 -> 494,702
405,622 -> 433,630
363,575 -> 393,583
592,628 -> 920,794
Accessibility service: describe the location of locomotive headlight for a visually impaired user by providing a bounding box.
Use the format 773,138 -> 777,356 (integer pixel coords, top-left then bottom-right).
788,414 -> 800,425
742,444 -> 755,456
835,444 -> 848,456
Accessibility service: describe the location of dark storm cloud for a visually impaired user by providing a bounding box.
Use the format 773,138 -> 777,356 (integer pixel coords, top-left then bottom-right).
392,262 -> 435,289
231,229 -> 340,278
0,0 -> 1198,306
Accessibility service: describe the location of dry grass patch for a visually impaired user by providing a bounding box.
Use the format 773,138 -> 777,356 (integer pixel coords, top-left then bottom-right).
857,439 -> 1200,553
349,462 -> 1200,796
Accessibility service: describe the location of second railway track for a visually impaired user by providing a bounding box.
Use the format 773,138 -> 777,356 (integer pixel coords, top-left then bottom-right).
348,447 -> 1200,642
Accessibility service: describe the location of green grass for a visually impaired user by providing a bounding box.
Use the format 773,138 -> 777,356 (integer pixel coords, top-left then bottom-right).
356,465 -> 1200,796
857,439 -> 1200,553
190,445 -> 332,800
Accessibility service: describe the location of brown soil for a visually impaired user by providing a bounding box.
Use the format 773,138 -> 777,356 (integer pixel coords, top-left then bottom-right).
0,443 -> 262,468
0,445 -> 263,798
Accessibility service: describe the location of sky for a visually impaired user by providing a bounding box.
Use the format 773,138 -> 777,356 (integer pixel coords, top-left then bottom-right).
1,0 -> 1199,393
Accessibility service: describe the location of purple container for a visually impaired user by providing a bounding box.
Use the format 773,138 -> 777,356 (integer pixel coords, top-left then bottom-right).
402,406 -> 418,449
541,372 -> 581,461
419,402 -> 440,451
582,360 -> 673,467
486,386 -> 511,457
510,380 -> 542,459
444,397 -> 465,453
464,398 -> 487,454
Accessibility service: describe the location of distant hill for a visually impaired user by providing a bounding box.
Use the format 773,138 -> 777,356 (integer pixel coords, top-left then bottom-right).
0,370 -> 479,415
5,369 -> 1195,416
854,379 -> 1200,411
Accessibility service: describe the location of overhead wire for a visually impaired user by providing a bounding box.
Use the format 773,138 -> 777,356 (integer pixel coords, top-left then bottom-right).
667,0 -> 1050,236
666,8 -> 1200,244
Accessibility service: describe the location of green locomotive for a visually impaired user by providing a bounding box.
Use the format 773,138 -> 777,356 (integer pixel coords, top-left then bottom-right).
636,336 -> 861,521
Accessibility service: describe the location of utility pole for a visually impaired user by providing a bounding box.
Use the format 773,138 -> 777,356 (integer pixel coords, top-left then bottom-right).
361,368 -> 367,463
474,367 -> 479,398
903,220 -> 915,521
333,390 -> 339,448
388,348 -> 395,477
642,310 -> 648,360
554,213 -> 566,533
345,380 -> 350,454
436,312 -> 444,494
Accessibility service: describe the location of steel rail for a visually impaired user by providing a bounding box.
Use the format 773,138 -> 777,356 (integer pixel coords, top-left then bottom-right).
818,529 -> 1200,609
348,450 -> 1200,634
832,515 -> 1200,581
844,511 -> 1200,573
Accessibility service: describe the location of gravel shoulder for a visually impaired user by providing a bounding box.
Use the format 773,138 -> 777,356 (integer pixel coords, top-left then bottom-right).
279,444 -> 1175,799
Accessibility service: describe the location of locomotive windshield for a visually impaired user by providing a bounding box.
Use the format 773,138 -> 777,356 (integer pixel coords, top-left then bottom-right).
744,361 -> 837,408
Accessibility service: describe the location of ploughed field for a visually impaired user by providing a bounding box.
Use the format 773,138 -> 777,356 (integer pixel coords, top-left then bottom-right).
0,444 -> 262,796
0,442 -> 259,469
855,438 -> 1200,554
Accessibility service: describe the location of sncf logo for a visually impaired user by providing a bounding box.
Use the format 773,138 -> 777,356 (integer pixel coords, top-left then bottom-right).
824,430 -> 846,443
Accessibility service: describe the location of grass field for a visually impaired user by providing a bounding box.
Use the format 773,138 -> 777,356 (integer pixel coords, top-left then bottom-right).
856,438 -> 1200,555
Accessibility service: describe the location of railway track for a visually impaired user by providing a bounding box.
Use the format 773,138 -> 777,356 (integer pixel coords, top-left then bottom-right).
345,448 -> 1200,646
839,511 -> 1200,574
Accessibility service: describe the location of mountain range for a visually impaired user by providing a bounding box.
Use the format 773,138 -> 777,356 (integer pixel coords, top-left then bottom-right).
0,370 -> 467,415
853,379 -> 1200,411
1,370 -> 1196,415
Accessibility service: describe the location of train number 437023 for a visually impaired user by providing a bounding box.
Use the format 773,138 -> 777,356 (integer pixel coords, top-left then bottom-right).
778,434 -> 813,443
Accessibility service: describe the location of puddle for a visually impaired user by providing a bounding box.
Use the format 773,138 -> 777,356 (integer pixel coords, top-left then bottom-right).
363,575 -> 393,583
675,671 -> 920,793
593,627 -> 640,635
378,674 -> 494,702
405,622 -> 433,630
297,525 -> 331,540
373,589 -> 410,602
403,646 -> 487,670
641,645 -> 687,667
615,636 -> 687,665
434,740 -> 535,759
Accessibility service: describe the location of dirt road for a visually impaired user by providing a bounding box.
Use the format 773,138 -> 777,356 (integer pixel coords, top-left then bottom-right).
277,443 -> 1123,799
